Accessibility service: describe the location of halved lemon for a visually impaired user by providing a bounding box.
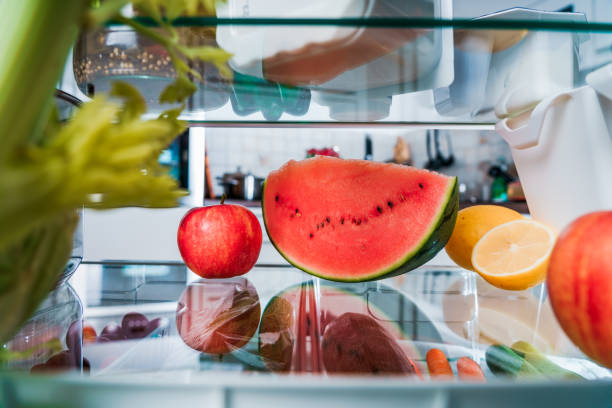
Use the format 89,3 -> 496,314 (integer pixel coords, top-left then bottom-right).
471,219 -> 556,291
445,205 -> 524,271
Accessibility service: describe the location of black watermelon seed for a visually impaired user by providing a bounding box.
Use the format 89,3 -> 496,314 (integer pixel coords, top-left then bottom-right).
356,219 -> 362,225
309,233 -> 314,239
340,217 -> 345,225
326,217 -> 330,224
419,183 -> 424,189
387,201 -> 393,208
275,195 -> 279,202
321,223 -> 325,228
295,208 -> 299,214
377,206 -> 383,214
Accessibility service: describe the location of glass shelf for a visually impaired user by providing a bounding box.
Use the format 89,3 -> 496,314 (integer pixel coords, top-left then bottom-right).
64,5 -> 612,127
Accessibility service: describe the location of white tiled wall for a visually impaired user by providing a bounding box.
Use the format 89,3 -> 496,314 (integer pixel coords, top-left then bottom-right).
205,128 -> 513,202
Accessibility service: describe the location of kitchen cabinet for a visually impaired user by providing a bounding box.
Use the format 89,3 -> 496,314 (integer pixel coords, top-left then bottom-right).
4,3 -> 612,407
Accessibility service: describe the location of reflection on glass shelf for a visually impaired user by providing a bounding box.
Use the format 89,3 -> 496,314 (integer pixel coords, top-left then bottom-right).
66,263 -> 612,382
63,7 -> 612,126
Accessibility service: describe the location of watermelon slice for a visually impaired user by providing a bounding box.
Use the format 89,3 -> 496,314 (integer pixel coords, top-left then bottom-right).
262,157 -> 458,281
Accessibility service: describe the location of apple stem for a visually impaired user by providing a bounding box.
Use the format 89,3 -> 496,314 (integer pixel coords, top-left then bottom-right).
220,194 -> 226,205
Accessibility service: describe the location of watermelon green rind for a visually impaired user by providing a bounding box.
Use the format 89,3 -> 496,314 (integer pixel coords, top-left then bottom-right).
261,176 -> 459,282
378,177 -> 459,280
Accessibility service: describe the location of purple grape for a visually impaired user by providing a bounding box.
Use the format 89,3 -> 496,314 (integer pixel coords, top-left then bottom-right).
30,350 -> 92,374
98,322 -> 127,342
121,313 -> 150,339
65,320 -> 83,353
30,351 -> 76,373
48,350 -> 77,368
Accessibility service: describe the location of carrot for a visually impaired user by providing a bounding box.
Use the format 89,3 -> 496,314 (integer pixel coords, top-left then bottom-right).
426,348 -> 454,379
457,357 -> 486,382
407,358 -> 423,380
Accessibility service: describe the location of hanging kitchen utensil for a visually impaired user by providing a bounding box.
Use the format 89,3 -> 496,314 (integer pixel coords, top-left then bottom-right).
364,134 -> 373,161
217,167 -> 265,201
204,146 -> 215,199
425,130 -> 454,170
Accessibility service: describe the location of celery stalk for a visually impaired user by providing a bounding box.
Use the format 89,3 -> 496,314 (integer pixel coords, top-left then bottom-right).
0,0 -> 230,345
0,211 -> 77,343
0,0 -> 87,157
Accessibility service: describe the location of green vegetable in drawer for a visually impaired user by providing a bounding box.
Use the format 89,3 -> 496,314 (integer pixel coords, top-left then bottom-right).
485,344 -> 539,378
511,341 -> 584,380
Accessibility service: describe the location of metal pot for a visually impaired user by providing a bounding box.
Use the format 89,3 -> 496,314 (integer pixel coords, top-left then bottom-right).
217,167 -> 264,200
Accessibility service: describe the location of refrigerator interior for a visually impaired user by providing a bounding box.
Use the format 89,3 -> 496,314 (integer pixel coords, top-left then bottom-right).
3,2 -> 612,407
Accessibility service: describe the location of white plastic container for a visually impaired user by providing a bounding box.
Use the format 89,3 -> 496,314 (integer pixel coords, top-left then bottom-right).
495,74 -> 612,232
434,8 -> 587,120
216,0 -> 452,93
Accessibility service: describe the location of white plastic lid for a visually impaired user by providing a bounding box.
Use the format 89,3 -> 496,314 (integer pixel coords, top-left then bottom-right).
586,63 -> 612,100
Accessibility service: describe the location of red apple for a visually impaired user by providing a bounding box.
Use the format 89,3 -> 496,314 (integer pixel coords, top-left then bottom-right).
547,211 -> 612,368
177,202 -> 262,279
176,278 -> 261,355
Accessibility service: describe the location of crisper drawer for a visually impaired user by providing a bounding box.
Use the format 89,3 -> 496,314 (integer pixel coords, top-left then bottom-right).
4,264 -> 610,408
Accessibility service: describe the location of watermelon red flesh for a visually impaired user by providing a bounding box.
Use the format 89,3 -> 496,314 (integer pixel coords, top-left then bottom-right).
262,157 -> 458,281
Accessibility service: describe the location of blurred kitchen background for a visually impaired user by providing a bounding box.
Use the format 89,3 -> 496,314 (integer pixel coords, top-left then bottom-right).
205,129 -> 513,204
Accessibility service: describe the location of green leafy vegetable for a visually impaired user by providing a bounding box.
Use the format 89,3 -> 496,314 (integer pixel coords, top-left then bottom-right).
511,341 -> 584,380
88,0 -> 233,104
0,83 -> 187,250
0,0 -> 87,161
0,211 -> 78,344
0,0 -> 230,344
